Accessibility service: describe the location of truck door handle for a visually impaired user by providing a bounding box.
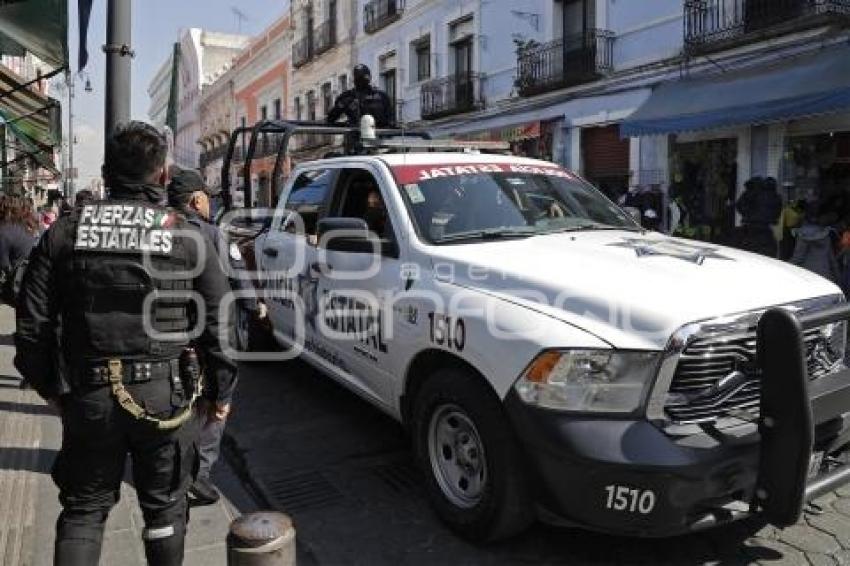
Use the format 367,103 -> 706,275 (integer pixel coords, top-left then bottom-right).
263,247 -> 279,258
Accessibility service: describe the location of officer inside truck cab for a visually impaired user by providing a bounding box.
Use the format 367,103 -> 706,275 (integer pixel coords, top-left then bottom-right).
326,64 -> 395,128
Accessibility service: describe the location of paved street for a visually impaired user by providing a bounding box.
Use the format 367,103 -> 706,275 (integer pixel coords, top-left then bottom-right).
4,297 -> 850,565
228,358 -> 850,566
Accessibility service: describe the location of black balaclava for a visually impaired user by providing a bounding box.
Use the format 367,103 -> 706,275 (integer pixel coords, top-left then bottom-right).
353,64 -> 372,90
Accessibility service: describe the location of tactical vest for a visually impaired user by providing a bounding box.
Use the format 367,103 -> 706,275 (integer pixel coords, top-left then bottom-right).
61,200 -> 196,365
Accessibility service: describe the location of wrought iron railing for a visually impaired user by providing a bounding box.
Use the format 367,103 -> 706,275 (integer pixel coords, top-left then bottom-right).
516,29 -> 615,97
255,134 -> 283,158
296,133 -> 333,151
684,0 -> 850,51
420,72 -> 484,120
364,0 -> 404,33
199,144 -> 228,169
293,35 -> 312,68
314,20 -> 337,56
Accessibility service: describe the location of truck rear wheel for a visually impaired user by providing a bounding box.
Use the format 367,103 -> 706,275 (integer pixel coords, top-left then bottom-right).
411,368 -> 533,542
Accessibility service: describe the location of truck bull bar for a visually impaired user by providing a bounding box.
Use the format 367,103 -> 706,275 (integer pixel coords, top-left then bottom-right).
755,303 -> 850,526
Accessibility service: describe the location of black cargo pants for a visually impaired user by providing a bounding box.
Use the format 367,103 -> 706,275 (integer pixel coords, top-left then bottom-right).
52,378 -> 199,566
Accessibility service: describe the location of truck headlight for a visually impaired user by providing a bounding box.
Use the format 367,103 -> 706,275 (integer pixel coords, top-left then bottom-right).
514,350 -> 660,413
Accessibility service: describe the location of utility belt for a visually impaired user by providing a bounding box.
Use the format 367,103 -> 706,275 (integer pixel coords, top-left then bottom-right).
80,349 -> 204,431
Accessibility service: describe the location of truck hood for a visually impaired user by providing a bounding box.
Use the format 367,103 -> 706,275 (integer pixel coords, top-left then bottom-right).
427,230 -> 842,350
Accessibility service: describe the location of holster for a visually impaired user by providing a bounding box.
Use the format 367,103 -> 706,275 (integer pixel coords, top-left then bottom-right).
178,348 -> 203,399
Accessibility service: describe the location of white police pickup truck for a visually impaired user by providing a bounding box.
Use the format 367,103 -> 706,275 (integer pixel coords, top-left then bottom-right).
249,148 -> 850,541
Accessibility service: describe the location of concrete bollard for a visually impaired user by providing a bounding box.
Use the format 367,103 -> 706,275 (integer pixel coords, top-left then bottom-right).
227,512 -> 296,566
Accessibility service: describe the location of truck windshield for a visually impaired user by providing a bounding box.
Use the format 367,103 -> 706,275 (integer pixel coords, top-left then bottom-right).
393,164 -> 638,244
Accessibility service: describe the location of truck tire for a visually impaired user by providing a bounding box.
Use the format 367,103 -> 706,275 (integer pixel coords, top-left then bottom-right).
411,367 -> 533,542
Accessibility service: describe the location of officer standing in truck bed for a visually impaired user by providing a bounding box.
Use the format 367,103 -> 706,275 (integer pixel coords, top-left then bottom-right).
326,63 -> 396,128
14,122 -> 236,566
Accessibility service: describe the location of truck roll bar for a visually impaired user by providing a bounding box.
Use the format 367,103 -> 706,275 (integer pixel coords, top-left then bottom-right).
220,119 -> 432,212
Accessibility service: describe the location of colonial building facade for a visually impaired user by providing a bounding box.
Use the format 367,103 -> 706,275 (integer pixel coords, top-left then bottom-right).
289,0 -> 358,158
149,29 -> 250,168
232,15 -> 291,207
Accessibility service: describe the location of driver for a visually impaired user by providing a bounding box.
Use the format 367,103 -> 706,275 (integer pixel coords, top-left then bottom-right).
364,190 -> 388,236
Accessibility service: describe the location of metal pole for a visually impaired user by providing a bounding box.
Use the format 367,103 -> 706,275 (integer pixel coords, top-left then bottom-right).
104,0 -> 133,144
0,124 -> 6,192
66,71 -> 75,198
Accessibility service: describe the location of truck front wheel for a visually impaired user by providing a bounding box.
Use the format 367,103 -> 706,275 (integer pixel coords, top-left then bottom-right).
411,368 -> 533,542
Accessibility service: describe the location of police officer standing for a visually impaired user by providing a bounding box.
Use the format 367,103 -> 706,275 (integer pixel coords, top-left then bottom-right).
14,122 -> 236,565
166,167 -> 256,506
327,64 -> 395,128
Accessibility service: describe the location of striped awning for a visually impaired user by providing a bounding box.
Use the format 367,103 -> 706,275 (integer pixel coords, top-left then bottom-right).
0,63 -> 61,149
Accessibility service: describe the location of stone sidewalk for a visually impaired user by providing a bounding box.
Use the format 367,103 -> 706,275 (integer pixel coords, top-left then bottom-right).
0,306 -> 257,565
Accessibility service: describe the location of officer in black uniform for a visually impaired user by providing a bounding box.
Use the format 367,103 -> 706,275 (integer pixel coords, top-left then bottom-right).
326,64 -> 395,128
14,122 -> 236,566
167,167 -> 257,506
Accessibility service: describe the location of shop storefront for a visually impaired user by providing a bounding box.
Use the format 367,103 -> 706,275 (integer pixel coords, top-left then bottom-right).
668,135 -> 738,243
783,131 -> 850,216
581,124 -> 630,201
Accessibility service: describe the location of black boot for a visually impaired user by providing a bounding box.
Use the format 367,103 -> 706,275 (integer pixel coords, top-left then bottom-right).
189,476 -> 220,505
54,539 -> 103,566
54,512 -> 105,566
143,525 -> 185,566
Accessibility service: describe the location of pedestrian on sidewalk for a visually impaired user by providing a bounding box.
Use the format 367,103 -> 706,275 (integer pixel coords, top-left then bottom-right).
167,167 -> 257,505
14,122 -> 237,566
0,195 -> 39,310
0,194 -> 38,277
790,200 -> 841,284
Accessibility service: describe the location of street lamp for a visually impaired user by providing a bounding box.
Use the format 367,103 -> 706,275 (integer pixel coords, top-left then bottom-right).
55,71 -> 94,198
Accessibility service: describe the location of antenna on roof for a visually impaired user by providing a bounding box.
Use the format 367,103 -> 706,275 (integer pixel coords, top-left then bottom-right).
231,6 -> 250,34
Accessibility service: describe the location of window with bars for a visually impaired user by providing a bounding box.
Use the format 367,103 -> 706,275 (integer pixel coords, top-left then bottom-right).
321,82 -> 333,114
294,97 -> 302,121
307,91 -> 317,121
274,98 -> 282,120
339,74 -> 348,92
412,36 -> 431,83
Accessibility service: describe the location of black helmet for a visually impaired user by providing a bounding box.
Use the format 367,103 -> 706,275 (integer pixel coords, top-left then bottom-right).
353,64 -> 372,89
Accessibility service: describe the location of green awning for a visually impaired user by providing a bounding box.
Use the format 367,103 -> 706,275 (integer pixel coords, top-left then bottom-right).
0,65 -> 62,146
0,62 -> 61,177
1,116 -> 59,176
0,0 -> 68,71
0,63 -> 61,148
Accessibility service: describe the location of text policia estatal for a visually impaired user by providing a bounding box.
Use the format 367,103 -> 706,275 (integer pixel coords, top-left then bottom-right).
74,204 -> 175,255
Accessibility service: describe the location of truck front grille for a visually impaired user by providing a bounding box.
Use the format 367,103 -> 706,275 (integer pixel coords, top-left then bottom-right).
665,326 -> 843,425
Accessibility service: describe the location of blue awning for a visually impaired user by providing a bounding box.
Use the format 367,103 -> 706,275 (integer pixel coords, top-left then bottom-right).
621,45 -> 850,137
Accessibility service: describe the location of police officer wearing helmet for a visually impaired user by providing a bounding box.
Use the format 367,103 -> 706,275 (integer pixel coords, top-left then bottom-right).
14,122 -> 236,565
167,167 -> 258,505
327,64 -> 395,128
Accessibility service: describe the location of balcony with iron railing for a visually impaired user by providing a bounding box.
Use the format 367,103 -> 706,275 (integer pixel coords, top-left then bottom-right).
420,72 -> 484,120
199,144 -> 228,169
314,20 -> 338,56
293,35 -> 313,68
516,29 -> 614,97
293,132 -> 334,152
364,0 -> 404,33
684,0 -> 850,53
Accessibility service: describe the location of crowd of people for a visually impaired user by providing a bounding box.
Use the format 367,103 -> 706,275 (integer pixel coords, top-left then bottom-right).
730,176 -> 850,296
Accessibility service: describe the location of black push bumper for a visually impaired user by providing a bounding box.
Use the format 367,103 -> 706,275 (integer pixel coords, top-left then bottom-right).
505,304 -> 850,537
